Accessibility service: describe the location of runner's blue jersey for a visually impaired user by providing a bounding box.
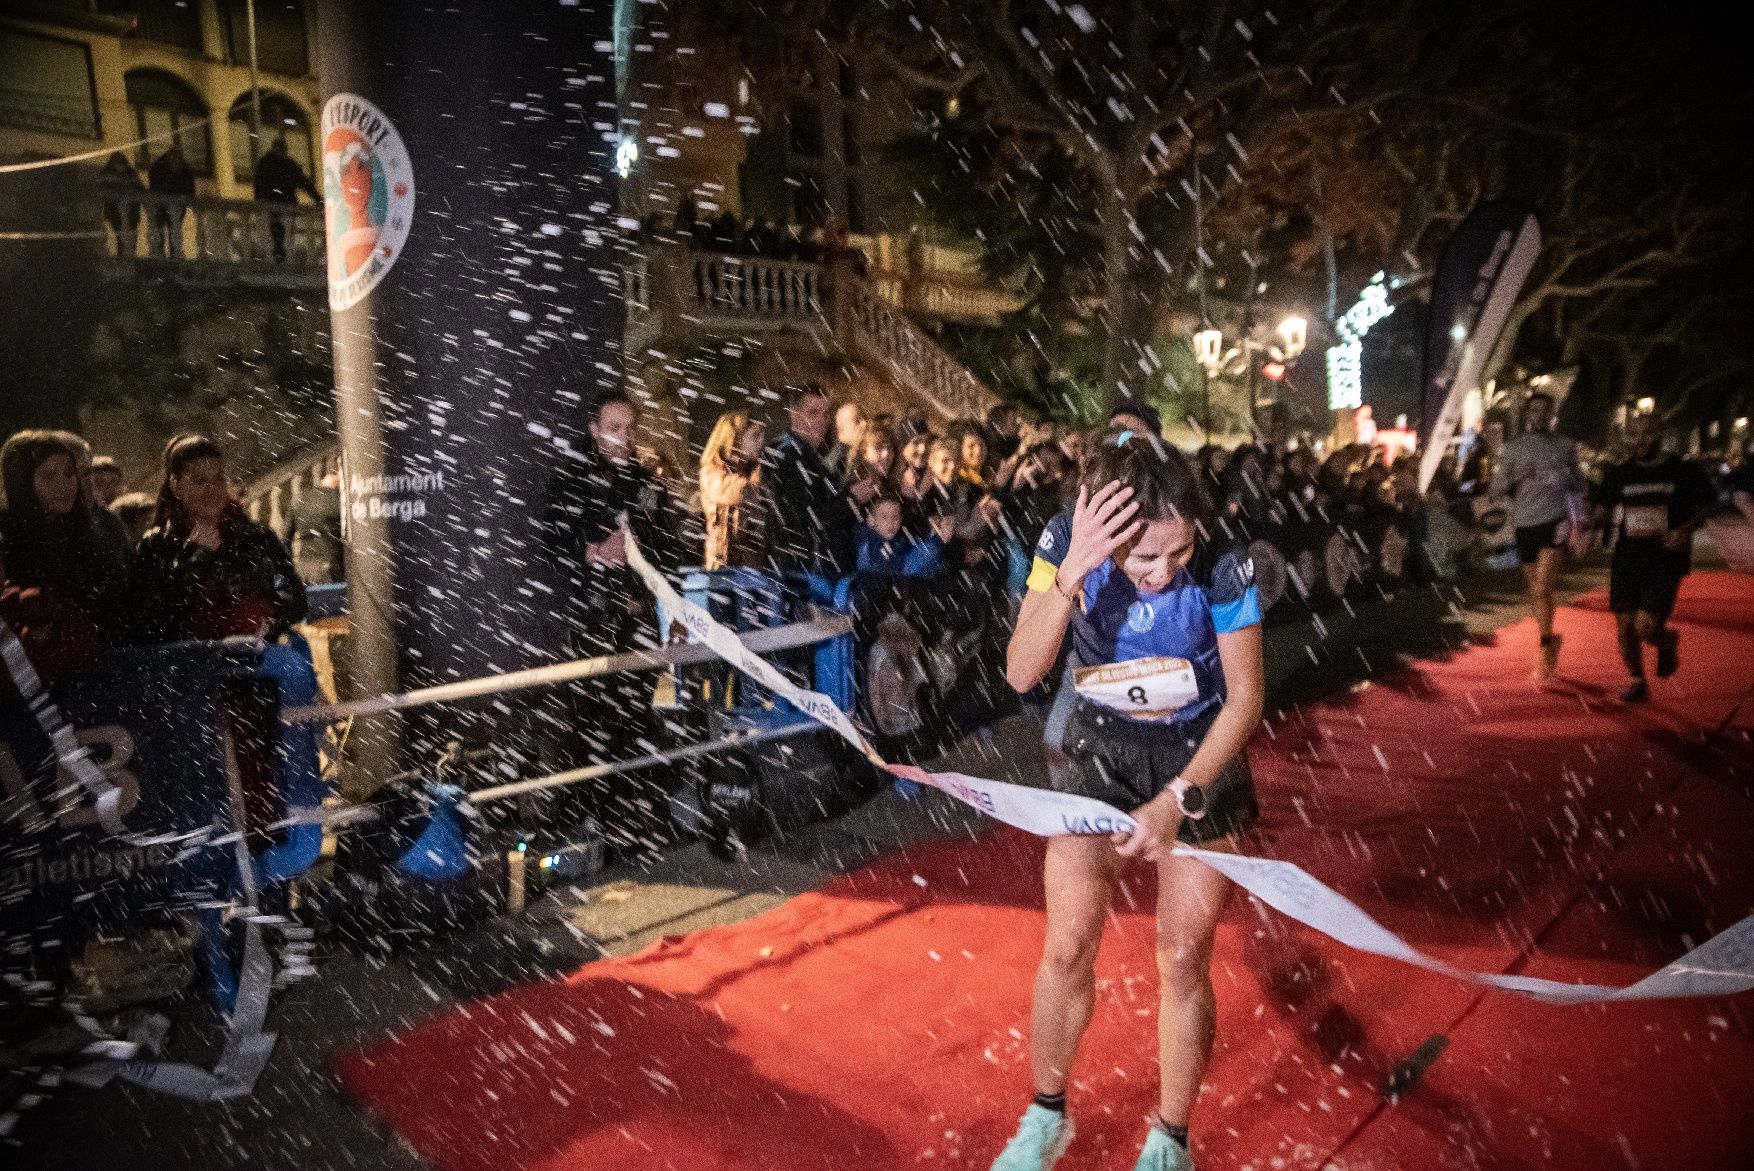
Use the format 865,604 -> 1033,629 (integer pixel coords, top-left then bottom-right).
1026,508 -> 1260,725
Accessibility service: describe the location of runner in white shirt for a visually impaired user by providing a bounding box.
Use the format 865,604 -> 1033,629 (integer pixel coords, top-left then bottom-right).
1490,392 -> 1584,682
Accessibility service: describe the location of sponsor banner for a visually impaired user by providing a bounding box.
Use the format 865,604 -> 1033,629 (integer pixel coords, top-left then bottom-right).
0,642 -> 242,958
0,635 -> 289,1100
321,93 -> 414,311
625,531 -> 1754,1004
1418,201 -> 1542,493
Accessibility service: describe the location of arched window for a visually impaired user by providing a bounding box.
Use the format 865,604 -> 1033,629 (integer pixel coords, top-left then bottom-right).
124,68 -> 210,175
228,91 -> 313,183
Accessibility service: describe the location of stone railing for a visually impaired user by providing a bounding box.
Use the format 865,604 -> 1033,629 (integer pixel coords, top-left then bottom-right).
101,192 -> 325,287
680,250 -> 824,322
841,273 -> 998,420
244,441 -> 341,541
902,275 -> 1023,322
626,244 -> 999,421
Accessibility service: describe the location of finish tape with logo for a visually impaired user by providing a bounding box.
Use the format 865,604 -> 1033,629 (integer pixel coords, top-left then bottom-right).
625,530 -> 1754,1006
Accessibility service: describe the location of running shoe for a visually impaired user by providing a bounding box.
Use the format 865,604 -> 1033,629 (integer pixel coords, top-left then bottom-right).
1131,1125 -> 1194,1171
1532,633 -> 1561,683
1620,678 -> 1649,704
989,1105 -> 1073,1171
1656,630 -> 1679,679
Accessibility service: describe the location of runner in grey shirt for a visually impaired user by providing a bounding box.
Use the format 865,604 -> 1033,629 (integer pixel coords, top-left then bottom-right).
1490,392 -> 1583,682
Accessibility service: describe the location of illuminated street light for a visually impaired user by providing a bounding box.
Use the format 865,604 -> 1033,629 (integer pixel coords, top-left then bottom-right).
1194,327 -> 1224,376
614,136 -> 639,178
1277,315 -> 1307,360
1636,396 -> 1656,414
1325,272 -> 1394,410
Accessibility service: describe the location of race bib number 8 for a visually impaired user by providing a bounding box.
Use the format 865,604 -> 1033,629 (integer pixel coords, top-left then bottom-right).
1623,505 -> 1669,539
1074,656 -> 1199,722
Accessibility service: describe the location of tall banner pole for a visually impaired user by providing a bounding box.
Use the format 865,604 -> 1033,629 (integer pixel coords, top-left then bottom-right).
313,1 -> 626,776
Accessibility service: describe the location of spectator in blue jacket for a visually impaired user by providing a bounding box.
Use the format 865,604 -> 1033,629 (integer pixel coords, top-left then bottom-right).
856,495 -> 950,578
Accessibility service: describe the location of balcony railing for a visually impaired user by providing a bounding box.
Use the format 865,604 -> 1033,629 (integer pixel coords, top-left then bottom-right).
626,244 -> 999,420
244,442 -> 341,545
682,251 -> 825,322
101,192 -> 325,287
902,276 -> 1024,322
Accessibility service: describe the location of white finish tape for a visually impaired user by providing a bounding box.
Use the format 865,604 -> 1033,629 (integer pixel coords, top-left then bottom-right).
624,531 -> 1754,1006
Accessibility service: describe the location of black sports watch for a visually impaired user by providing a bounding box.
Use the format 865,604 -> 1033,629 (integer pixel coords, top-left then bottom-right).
1168,777 -> 1207,820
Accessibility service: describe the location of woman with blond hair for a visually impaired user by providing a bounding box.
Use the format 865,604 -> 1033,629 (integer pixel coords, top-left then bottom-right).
699,411 -> 769,570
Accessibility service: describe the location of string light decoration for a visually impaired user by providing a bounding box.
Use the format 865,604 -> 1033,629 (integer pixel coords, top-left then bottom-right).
1325,272 -> 1395,410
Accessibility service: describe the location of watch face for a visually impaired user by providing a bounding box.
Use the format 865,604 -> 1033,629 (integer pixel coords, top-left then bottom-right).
1180,784 -> 1207,816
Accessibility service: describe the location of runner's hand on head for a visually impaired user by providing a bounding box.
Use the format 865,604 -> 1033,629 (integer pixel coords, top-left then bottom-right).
590,528 -> 628,567
1060,480 -> 1141,587
1113,791 -> 1183,862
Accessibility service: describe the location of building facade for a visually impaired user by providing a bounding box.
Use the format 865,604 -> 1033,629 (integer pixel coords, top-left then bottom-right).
1,0 -> 321,197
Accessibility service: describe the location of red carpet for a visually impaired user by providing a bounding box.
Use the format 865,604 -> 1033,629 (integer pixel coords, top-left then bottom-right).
336,573 -> 1754,1170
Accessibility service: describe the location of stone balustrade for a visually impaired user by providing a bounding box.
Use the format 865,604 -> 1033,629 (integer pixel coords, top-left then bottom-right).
842,276 -> 998,420
245,442 -> 341,541
101,192 -> 325,287
627,243 -> 999,420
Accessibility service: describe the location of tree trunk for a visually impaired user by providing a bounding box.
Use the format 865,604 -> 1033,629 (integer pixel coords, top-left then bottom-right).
1099,191 -> 1191,421
1098,197 -> 1144,417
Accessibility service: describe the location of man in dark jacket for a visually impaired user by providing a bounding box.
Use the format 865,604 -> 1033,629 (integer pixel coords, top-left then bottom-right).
147,142 -> 196,258
760,383 -> 856,585
540,391 -> 684,859
253,135 -> 319,261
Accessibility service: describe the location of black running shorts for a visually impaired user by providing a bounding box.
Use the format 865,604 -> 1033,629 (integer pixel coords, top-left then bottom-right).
1045,700 -> 1259,845
1609,552 -> 1684,619
1514,518 -> 1567,566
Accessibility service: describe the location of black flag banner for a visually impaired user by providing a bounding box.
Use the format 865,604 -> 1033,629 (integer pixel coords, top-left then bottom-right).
1417,201 -> 1542,491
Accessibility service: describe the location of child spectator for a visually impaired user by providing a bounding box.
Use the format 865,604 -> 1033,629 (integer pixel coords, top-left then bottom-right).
856,495 -> 947,578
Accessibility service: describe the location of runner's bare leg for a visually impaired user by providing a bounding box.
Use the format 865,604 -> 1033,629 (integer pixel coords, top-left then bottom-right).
1154,837 -> 1236,1126
1030,834 -> 1118,1096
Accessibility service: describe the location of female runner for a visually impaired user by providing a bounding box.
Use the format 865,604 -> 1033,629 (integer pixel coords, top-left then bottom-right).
992,431 -> 1263,1171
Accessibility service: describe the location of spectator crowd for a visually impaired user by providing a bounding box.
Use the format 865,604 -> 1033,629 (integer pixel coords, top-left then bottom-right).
0,430 -> 307,699
97,132 -> 321,262
5,393 -> 1752,862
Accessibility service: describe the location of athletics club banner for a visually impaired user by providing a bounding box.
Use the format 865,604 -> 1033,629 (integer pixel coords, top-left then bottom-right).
0,643 -> 242,968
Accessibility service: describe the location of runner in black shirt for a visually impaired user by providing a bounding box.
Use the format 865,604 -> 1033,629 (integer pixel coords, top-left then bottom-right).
1594,413 -> 1716,702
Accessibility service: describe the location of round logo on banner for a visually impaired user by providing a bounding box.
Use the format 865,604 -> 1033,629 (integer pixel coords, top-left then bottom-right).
321,93 -> 414,310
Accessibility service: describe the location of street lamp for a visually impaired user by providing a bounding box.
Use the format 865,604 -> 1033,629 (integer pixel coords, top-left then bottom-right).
1636,396 -> 1656,414
1276,315 -> 1307,360
1191,314 -> 1308,437
1193,327 -> 1224,376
